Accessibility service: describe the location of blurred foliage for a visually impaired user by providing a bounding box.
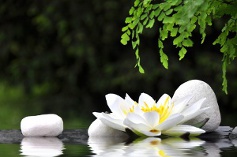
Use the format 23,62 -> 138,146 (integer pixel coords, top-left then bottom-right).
121,0 -> 237,93
0,144 -> 19,156
0,0 -> 236,128
0,83 -> 25,129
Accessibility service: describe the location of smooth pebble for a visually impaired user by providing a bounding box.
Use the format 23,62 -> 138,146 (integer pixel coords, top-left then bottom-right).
172,80 -> 221,132
21,114 -> 63,137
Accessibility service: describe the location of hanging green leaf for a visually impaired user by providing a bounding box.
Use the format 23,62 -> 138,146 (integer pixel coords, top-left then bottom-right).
121,0 -> 237,93
182,38 -> 193,47
173,35 -> 183,45
170,28 -> 178,37
121,33 -> 130,45
160,49 -> 168,69
179,47 -> 187,60
146,19 -> 155,28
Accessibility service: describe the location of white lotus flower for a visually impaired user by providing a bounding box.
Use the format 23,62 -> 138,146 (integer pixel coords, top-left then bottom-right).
93,93 -> 208,137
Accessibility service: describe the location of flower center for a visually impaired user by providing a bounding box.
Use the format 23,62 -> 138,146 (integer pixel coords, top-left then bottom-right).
150,129 -> 160,133
141,96 -> 173,124
125,96 -> 173,124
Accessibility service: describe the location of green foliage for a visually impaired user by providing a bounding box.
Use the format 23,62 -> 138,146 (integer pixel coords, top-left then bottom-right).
121,0 -> 237,93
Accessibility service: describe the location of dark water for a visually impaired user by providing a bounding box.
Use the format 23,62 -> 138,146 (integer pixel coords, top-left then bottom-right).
0,137 -> 237,157
1,128 -> 237,157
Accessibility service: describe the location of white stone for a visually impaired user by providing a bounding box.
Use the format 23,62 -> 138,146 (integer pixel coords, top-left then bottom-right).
172,80 -> 221,132
88,119 -> 128,137
21,114 -> 63,137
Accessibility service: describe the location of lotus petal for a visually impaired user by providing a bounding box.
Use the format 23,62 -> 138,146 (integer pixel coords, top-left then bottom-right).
94,112 -> 125,131
157,114 -> 184,130
138,93 -> 156,108
105,94 -> 127,118
163,125 -> 205,136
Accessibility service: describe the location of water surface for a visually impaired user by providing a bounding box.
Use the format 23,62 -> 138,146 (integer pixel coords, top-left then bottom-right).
0,128 -> 237,157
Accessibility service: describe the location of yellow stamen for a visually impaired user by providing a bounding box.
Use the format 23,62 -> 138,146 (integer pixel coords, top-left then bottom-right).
124,101 -> 138,115
127,96 -> 174,125
159,103 -> 174,124
129,105 -> 135,112
164,96 -> 170,107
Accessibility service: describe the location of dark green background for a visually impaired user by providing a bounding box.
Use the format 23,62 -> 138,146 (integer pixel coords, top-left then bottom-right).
0,0 -> 236,129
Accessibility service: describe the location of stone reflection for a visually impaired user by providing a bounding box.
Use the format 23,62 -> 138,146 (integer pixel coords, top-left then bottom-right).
88,136 -> 225,157
20,137 -> 64,157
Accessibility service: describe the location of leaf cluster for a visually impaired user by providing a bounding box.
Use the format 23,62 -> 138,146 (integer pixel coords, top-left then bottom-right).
121,0 -> 237,93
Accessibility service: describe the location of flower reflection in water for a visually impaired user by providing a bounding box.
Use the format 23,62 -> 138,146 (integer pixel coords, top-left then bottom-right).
20,137 -> 64,157
88,136 -> 127,156
88,136 -> 206,157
